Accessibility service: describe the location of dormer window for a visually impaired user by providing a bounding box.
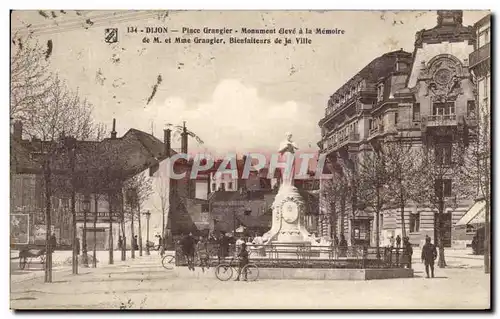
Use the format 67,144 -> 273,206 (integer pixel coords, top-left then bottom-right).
377,84 -> 384,102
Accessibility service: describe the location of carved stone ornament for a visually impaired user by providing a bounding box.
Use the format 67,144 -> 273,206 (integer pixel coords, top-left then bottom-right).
424,55 -> 464,102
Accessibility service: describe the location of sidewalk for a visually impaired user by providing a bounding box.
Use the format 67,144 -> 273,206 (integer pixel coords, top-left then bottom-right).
412,248 -> 487,269
10,250 -> 157,284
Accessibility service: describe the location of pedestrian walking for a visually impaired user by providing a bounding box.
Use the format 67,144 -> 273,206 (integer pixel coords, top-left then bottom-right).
389,236 -> 395,248
396,235 -> 401,249
421,236 -> 438,278
334,235 -> 339,247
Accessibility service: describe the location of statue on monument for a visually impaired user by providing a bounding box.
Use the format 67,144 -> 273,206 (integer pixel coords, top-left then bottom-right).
278,132 -> 298,188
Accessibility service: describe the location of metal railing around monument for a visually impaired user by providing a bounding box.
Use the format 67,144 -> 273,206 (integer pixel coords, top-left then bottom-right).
173,243 -> 410,269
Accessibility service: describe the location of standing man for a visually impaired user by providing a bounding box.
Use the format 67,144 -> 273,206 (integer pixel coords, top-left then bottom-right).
403,237 -> 413,269
396,235 -> 402,249
421,237 -> 438,278
181,232 -> 196,271
133,235 -> 139,251
389,235 -> 395,248
235,242 -> 249,281
50,233 -> 57,254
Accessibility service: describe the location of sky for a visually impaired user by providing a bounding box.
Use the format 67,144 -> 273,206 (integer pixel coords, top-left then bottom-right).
11,10 -> 489,155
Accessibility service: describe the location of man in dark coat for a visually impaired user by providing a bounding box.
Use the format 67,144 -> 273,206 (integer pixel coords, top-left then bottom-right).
339,234 -> 348,257
421,236 -> 438,278
49,233 -> 57,253
403,237 -> 413,268
181,232 -> 196,271
396,235 -> 401,249
133,235 -> 139,251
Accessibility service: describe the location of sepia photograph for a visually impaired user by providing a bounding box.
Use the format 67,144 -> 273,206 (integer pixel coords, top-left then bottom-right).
9,8 -> 491,310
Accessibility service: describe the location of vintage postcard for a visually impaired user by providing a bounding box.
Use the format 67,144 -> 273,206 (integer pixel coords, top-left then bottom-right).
10,10 -> 491,310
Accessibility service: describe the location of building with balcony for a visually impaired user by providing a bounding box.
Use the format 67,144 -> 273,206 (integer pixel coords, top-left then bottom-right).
317,10 -> 479,248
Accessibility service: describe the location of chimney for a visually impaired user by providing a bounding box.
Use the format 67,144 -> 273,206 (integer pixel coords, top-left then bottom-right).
111,118 -> 117,139
13,121 -> 23,140
164,128 -> 171,157
181,121 -> 188,154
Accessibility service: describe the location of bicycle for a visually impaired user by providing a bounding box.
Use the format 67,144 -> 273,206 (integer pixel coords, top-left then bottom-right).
161,253 -> 175,270
214,257 -> 259,282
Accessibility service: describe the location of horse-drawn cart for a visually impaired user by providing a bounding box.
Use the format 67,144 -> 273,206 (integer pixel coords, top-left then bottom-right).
18,247 -> 47,270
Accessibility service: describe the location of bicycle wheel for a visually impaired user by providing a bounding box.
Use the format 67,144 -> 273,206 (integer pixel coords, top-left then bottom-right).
242,264 -> 259,282
215,264 -> 233,281
162,254 -> 175,270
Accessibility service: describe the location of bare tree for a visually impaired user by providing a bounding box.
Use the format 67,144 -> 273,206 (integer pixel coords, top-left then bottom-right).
460,104 -> 490,273
357,149 -> 392,257
124,172 -> 153,257
384,135 -> 424,237
321,166 -> 349,240
17,74 -> 93,282
416,135 -> 473,268
10,33 -> 51,121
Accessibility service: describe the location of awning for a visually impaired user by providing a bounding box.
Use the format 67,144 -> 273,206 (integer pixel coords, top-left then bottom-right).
456,200 -> 486,226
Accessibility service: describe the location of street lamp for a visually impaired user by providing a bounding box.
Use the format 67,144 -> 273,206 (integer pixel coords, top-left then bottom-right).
82,197 -> 90,267
143,211 -> 151,255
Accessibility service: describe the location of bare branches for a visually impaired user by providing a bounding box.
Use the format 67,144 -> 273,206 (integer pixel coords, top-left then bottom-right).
22,76 -> 94,142
10,34 -> 52,121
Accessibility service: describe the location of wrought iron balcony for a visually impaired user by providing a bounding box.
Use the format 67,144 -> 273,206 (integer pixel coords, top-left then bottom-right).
425,114 -> 457,126
469,43 -> 490,70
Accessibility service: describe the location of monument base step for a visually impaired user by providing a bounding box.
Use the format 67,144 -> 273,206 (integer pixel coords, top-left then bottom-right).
257,267 -> 414,280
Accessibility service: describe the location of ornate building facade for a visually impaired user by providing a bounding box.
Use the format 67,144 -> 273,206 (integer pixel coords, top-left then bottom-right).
318,11 -> 480,248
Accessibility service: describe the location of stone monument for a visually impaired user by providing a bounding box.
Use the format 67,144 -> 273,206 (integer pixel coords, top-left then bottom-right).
262,133 -> 320,246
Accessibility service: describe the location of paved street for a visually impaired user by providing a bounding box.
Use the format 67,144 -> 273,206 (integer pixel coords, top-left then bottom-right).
10,249 -> 490,310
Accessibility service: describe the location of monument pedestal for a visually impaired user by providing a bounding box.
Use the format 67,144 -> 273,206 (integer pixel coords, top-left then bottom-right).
263,184 -> 319,249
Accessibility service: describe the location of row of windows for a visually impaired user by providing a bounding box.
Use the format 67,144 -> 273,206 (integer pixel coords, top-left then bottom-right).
324,121 -> 359,148
326,82 -> 364,115
478,27 -> 490,48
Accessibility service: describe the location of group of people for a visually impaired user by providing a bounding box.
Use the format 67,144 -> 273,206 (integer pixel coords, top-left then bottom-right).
177,232 -> 250,280
117,235 -> 140,251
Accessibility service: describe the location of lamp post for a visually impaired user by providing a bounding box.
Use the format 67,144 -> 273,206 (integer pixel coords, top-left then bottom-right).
143,211 -> 151,255
82,197 -> 90,267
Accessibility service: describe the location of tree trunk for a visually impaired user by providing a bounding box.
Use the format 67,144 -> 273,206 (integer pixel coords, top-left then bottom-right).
138,207 -> 143,257
375,209 -> 380,259
82,208 -> 88,267
400,200 -> 406,238
340,195 -> 345,237
484,197 -> 490,274
121,219 -> 126,261
437,202 -> 447,268
44,159 -> 53,283
70,150 -> 78,275
93,195 -> 98,268
108,193 -> 114,264
330,200 -> 337,240
131,209 -> 136,259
